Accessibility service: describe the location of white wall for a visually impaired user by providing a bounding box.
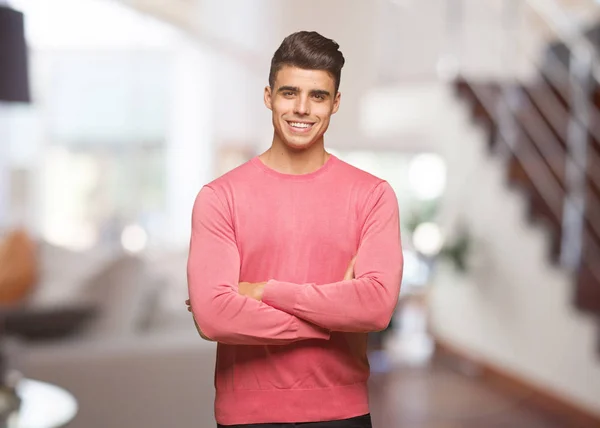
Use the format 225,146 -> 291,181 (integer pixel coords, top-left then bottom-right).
0,104 -> 41,233
164,36 -> 215,248
429,84 -> 600,417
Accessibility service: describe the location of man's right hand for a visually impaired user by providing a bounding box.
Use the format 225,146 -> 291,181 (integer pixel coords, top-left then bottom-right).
344,255 -> 357,281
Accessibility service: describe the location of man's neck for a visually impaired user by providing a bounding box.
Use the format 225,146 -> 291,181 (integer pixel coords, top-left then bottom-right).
259,139 -> 330,176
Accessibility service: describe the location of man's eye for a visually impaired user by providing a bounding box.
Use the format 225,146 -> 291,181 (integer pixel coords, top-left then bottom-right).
283,92 -> 294,96
313,94 -> 324,100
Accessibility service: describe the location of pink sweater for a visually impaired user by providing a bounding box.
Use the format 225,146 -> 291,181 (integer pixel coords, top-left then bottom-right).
187,154 -> 403,425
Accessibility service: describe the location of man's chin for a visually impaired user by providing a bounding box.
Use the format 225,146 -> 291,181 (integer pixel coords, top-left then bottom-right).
283,139 -> 316,151
278,132 -> 312,147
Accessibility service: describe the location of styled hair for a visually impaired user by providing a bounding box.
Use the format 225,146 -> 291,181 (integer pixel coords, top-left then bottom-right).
268,31 -> 345,93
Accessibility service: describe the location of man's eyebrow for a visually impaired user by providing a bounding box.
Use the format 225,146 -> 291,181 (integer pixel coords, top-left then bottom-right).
310,89 -> 331,97
277,86 -> 299,93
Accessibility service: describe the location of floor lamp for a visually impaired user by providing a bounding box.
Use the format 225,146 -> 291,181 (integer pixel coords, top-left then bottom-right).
0,1 -> 30,229
0,3 -> 31,425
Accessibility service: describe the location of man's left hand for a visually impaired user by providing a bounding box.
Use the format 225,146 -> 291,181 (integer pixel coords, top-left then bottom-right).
238,281 -> 267,301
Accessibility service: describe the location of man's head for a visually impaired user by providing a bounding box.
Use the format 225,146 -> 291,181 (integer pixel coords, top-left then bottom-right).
265,31 -> 345,151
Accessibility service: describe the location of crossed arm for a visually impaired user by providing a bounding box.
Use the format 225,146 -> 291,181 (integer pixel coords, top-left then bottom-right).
187,182 -> 403,344
187,186 -> 330,345
186,257 -> 356,341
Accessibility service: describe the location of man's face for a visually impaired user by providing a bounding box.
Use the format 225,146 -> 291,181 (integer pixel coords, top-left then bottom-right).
264,66 -> 341,150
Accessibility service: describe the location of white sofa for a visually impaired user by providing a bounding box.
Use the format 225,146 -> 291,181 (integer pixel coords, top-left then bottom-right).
18,244 -> 219,428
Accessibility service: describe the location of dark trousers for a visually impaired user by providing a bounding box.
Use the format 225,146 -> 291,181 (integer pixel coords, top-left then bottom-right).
217,413 -> 372,428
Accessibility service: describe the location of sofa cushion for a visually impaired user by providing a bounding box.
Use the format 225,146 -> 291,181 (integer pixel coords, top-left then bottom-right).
28,241 -> 114,308
82,254 -> 163,338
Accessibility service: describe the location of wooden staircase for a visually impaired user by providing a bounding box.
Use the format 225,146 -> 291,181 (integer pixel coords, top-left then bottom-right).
452,31 -> 600,323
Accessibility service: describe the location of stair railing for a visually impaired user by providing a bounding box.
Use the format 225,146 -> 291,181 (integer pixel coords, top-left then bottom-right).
444,0 -> 600,283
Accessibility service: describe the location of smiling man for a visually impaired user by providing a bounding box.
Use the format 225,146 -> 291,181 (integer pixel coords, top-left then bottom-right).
187,31 -> 403,428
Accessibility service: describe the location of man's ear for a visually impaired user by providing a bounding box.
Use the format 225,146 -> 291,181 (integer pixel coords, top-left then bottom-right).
332,91 -> 341,115
264,86 -> 273,110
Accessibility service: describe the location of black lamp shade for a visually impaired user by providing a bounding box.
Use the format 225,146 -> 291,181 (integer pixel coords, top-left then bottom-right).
0,5 -> 30,103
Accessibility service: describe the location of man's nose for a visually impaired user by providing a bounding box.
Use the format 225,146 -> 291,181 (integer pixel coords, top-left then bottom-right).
294,96 -> 310,115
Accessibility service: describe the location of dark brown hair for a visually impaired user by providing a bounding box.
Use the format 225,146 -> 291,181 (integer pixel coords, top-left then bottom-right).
268,31 -> 345,93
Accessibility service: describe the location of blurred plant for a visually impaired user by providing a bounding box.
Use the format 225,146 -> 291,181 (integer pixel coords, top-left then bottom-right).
438,223 -> 471,273
405,199 -> 439,235
405,200 -> 472,274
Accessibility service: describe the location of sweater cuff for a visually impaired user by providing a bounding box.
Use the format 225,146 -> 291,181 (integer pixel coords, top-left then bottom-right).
295,318 -> 330,340
262,279 -> 302,314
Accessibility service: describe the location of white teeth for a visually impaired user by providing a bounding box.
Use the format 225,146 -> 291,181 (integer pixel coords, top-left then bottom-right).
290,122 -> 312,128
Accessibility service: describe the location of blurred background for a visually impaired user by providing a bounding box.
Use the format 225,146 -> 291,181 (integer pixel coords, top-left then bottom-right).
1,0 -> 600,427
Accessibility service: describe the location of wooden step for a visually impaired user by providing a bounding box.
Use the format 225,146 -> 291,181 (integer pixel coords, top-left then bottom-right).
453,79 -> 501,151
506,151 -> 563,262
455,77 -> 600,314
524,83 -> 568,149
574,246 -> 600,314
514,100 -> 567,187
525,83 -> 600,225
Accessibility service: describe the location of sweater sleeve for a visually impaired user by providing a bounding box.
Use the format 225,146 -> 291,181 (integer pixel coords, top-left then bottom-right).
261,181 -> 403,333
187,186 -> 330,345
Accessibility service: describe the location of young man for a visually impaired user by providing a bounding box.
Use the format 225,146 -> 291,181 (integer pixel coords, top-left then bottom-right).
187,31 -> 403,428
